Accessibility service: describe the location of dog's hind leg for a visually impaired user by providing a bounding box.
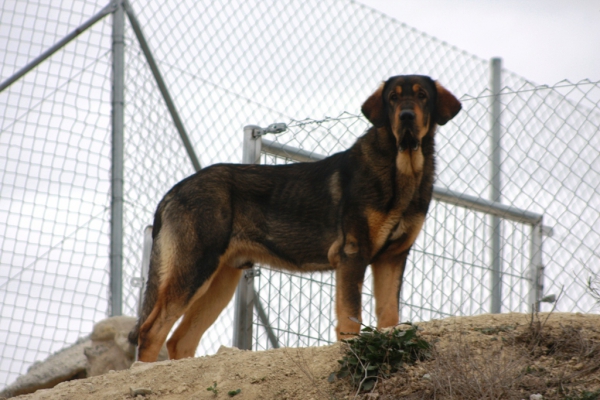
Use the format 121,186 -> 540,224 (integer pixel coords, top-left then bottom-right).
136,219 -> 224,362
136,286 -> 188,362
166,263 -> 242,359
137,260 -> 224,362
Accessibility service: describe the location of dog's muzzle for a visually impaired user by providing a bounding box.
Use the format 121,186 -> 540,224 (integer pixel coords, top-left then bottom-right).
398,110 -> 420,152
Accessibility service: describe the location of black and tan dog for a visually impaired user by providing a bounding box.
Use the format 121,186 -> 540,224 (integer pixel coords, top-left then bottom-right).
129,75 -> 461,362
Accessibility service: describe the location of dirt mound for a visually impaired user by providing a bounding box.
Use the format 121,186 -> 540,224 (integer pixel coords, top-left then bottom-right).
10,312 -> 600,400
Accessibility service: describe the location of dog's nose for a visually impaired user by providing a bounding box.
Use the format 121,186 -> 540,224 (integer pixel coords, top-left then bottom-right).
400,110 -> 415,121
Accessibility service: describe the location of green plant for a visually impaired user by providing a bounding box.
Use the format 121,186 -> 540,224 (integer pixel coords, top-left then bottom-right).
332,320 -> 431,392
228,388 -> 242,397
206,381 -> 218,396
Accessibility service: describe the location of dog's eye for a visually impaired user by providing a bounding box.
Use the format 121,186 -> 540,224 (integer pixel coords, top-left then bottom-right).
417,91 -> 427,100
390,93 -> 398,101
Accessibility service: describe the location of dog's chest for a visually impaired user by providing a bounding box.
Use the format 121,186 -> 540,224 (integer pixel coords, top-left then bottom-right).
365,182 -> 427,256
368,210 -> 426,257
365,207 -> 404,255
396,148 -> 425,176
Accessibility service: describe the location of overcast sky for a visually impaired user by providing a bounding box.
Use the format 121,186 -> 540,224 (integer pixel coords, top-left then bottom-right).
358,0 -> 600,86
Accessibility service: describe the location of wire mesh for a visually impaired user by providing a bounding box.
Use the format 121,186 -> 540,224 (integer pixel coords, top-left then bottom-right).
0,0 -> 598,390
250,114 -> 547,350
0,1 -> 113,387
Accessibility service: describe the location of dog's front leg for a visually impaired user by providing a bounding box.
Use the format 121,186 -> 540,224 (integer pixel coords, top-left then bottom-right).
334,259 -> 369,339
371,246 -> 410,329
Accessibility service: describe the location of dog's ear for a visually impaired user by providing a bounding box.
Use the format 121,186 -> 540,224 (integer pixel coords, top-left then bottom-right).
361,82 -> 386,127
434,82 -> 462,126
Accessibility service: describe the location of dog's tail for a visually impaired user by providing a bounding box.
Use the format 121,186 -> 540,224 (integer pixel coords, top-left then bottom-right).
128,214 -> 163,347
127,266 -> 159,346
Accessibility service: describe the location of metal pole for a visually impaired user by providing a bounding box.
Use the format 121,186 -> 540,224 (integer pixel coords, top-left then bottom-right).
254,295 -> 281,349
110,0 -> 125,316
490,57 -> 502,314
0,2 -> 116,93
529,222 -> 544,312
123,0 -> 201,172
137,225 -> 153,318
232,126 -> 262,349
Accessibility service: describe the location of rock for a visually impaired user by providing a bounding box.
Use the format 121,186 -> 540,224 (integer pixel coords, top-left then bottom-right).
85,316 -> 168,377
0,316 -> 168,398
0,336 -> 90,398
85,316 -> 138,377
130,386 -> 153,396
218,345 -> 243,354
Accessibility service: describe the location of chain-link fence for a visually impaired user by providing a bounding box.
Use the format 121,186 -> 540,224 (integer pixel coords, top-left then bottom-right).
1,0 -> 598,390
243,115 -> 538,350
244,86 -> 600,349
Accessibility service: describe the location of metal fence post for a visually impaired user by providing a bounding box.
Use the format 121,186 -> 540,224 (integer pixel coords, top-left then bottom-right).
110,0 -> 125,317
529,222 -> 544,312
490,57 -> 503,314
136,226 -> 154,318
232,126 -> 262,350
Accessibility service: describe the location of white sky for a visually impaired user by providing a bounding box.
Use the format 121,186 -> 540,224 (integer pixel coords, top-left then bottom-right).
358,0 -> 600,86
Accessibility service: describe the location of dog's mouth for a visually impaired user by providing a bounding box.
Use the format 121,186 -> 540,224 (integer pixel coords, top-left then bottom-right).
398,129 -> 420,152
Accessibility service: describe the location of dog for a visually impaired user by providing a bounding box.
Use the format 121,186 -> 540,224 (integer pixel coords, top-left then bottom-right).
129,75 -> 461,362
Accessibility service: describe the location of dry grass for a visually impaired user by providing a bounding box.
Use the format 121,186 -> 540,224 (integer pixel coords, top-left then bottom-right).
350,312 -> 600,400
425,335 -> 537,399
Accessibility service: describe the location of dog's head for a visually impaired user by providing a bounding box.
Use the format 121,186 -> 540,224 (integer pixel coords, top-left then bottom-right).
361,75 -> 461,152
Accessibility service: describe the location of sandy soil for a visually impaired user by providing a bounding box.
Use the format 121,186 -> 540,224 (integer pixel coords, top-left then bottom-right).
11,312 -> 600,400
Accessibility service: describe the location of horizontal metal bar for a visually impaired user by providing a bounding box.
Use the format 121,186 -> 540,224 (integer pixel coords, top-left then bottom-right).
261,139 -> 543,226
0,2 -> 116,93
262,139 -> 326,163
432,186 -> 542,225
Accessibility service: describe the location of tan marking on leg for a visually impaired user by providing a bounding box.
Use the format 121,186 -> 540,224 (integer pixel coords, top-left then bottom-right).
335,268 -> 362,340
371,213 -> 425,329
137,223 -> 191,362
371,260 -> 404,329
167,264 -> 242,359
137,292 -> 186,362
138,252 -> 222,362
